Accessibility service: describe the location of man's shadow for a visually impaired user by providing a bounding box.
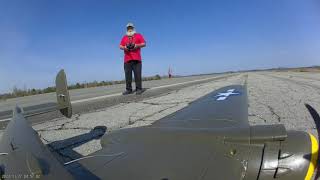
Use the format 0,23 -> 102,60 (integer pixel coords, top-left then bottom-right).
46,126 -> 107,179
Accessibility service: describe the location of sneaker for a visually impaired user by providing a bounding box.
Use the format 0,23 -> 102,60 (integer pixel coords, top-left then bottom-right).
122,90 -> 133,95
136,89 -> 145,95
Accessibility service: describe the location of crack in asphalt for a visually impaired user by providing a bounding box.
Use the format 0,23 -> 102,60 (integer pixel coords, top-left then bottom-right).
38,126 -> 92,132
128,104 -> 178,125
249,94 -> 283,123
247,74 -> 284,123
266,105 -> 281,122
139,100 -> 192,106
248,113 -> 267,122
37,114 -> 86,132
40,135 -> 50,143
126,97 -> 196,125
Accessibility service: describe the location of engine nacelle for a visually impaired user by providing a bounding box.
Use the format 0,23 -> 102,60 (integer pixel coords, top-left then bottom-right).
258,130 -> 318,180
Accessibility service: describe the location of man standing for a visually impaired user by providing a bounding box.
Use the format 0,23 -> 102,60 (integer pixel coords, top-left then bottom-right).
119,23 -> 146,95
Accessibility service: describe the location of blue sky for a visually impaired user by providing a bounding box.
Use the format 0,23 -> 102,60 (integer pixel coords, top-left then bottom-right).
0,0 -> 319,93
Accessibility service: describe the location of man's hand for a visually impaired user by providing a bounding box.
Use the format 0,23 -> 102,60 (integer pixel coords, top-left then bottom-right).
120,43 -> 145,51
120,45 -> 129,51
133,44 -> 139,50
133,43 -> 146,50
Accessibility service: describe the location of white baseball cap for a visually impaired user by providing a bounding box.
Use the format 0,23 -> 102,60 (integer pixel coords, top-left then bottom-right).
126,22 -> 135,28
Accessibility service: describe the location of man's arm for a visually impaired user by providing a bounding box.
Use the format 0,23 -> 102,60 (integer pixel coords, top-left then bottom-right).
120,36 -> 128,51
134,42 -> 146,49
120,45 -> 128,51
134,34 -> 146,49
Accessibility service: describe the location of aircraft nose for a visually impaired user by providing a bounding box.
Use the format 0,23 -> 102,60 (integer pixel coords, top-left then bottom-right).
258,131 -> 318,180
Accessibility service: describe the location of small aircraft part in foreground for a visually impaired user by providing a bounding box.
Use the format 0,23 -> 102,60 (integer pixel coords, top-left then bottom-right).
0,70 -> 318,180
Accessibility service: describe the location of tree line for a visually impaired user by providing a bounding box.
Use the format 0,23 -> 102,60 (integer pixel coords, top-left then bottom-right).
0,74 -> 162,101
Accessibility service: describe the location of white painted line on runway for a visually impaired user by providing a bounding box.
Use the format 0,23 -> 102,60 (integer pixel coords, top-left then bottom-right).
0,75 -> 228,122
72,75 -> 225,104
0,118 -> 11,122
150,76 -> 219,90
72,93 -> 122,104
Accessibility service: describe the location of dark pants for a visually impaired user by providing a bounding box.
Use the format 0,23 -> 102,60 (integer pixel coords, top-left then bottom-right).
124,60 -> 142,91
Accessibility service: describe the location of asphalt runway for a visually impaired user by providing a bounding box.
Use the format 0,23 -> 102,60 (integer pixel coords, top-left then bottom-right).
0,74 -> 228,112
1,71 -> 319,179
0,73 -> 234,128
247,72 -> 320,137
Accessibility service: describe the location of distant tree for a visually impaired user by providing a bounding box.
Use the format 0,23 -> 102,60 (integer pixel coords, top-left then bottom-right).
75,83 -> 81,89
155,74 -> 161,80
31,88 -> 37,95
43,87 -> 55,93
12,86 -> 18,96
2,74 -> 170,100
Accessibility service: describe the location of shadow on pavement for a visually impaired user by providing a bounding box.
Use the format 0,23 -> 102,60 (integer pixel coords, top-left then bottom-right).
47,126 -> 107,179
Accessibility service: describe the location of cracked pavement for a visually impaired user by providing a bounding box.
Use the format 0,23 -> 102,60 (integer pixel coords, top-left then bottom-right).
32,74 -> 244,160
2,71 -> 320,165
248,72 -> 320,137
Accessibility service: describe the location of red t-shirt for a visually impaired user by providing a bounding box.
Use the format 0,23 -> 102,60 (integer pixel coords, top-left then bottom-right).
120,33 -> 146,63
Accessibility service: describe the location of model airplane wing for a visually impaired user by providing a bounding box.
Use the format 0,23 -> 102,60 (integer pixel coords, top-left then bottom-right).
152,84 -> 249,129
1,71 -> 318,180
77,84 -> 318,180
